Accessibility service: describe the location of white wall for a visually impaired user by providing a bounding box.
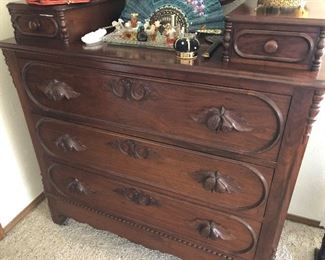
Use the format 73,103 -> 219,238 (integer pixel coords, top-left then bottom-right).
0,0 -> 43,227
288,101 -> 325,226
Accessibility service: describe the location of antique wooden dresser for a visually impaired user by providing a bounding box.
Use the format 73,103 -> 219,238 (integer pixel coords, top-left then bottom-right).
1,0 -> 325,259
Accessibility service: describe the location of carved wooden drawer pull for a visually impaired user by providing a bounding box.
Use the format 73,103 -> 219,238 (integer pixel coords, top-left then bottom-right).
28,19 -> 41,32
55,134 -> 87,152
113,139 -> 149,159
41,79 -> 80,101
67,178 -> 88,195
107,78 -> 150,102
192,170 -> 241,194
195,219 -> 235,240
191,106 -> 253,133
264,40 -> 279,54
114,187 -> 159,206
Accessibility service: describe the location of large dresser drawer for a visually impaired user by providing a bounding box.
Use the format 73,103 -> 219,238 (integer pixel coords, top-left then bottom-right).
36,117 -> 273,218
22,60 -> 291,161
46,162 -> 261,259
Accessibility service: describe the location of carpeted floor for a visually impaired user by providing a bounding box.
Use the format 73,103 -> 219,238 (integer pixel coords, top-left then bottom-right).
0,201 -> 323,260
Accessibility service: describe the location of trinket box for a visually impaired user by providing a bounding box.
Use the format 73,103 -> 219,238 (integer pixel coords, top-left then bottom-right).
7,0 -> 125,45
222,0 -> 325,71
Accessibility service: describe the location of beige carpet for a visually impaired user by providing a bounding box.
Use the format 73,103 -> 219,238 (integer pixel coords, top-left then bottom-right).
0,201 -> 323,260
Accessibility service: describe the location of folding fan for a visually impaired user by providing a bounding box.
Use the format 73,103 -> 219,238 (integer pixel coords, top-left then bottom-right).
120,0 -> 224,32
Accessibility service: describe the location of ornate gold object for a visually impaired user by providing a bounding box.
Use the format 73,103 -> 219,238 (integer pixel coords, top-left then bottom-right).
259,0 -> 303,8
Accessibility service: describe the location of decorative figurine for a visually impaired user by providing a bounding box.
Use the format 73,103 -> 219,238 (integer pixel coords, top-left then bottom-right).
164,23 -> 177,45
137,25 -> 148,42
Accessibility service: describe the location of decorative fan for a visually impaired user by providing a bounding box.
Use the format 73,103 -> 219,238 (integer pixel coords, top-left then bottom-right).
120,0 -> 224,32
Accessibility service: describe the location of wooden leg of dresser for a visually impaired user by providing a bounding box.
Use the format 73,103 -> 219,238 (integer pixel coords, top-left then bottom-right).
315,233 -> 325,260
47,198 -> 68,225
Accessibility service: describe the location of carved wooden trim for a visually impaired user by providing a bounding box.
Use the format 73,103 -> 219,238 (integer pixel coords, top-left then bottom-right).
3,52 -> 16,84
106,77 -> 151,102
110,139 -> 150,159
190,163 -> 269,212
57,11 -> 69,45
191,106 -> 253,133
114,187 -> 160,206
55,134 -> 87,152
194,219 -> 235,241
40,79 -> 80,101
304,90 -> 325,142
49,194 -> 235,259
234,29 -> 314,63
48,164 -> 94,198
312,27 -> 325,71
11,14 -> 59,38
192,170 -> 241,194
222,20 -> 232,63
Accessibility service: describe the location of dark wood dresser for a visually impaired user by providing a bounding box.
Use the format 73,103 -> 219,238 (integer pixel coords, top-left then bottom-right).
1,2 -> 325,259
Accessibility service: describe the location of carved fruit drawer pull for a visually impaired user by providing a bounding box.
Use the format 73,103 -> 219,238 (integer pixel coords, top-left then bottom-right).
192,170 -> 241,193
108,78 -> 150,102
67,178 -> 88,195
55,134 -> 87,152
195,219 -> 235,241
191,106 -> 253,133
41,79 -> 80,101
114,187 -> 159,206
113,139 -> 149,159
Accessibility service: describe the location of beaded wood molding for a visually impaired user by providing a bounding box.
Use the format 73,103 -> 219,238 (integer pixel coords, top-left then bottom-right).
51,195 -> 235,260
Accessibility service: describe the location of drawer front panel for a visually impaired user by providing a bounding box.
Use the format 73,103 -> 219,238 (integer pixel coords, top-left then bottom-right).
234,29 -> 314,63
23,61 -> 291,161
12,14 -> 59,38
47,162 -> 261,258
36,117 -> 273,217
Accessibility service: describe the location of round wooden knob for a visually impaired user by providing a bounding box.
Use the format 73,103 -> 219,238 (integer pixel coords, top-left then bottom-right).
28,19 -> 41,32
264,40 -> 279,54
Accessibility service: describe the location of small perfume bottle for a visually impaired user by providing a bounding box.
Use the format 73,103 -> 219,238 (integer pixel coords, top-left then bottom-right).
174,33 -> 200,60
165,14 -> 177,45
130,13 -> 139,28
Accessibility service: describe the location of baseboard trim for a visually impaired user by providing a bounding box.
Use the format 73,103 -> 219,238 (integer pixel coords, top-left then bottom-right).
0,223 -> 5,240
287,214 -> 323,228
3,193 -> 45,237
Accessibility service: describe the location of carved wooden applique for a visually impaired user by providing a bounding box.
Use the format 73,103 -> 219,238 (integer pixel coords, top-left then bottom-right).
111,139 -> 150,159
55,134 -> 87,152
114,187 -> 159,206
41,79 -> 80,101
194,219 -> 235,241
67,178 -> 88,195
107,77 -> 150,102
191,106 -> 253,133
192,170 -> 241,193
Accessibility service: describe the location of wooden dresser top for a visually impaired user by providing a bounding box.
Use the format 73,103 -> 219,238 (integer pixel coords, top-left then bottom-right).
1,37 -> 324,90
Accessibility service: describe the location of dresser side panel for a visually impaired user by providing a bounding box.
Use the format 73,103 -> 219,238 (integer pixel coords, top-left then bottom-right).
254,88 -> 316,259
